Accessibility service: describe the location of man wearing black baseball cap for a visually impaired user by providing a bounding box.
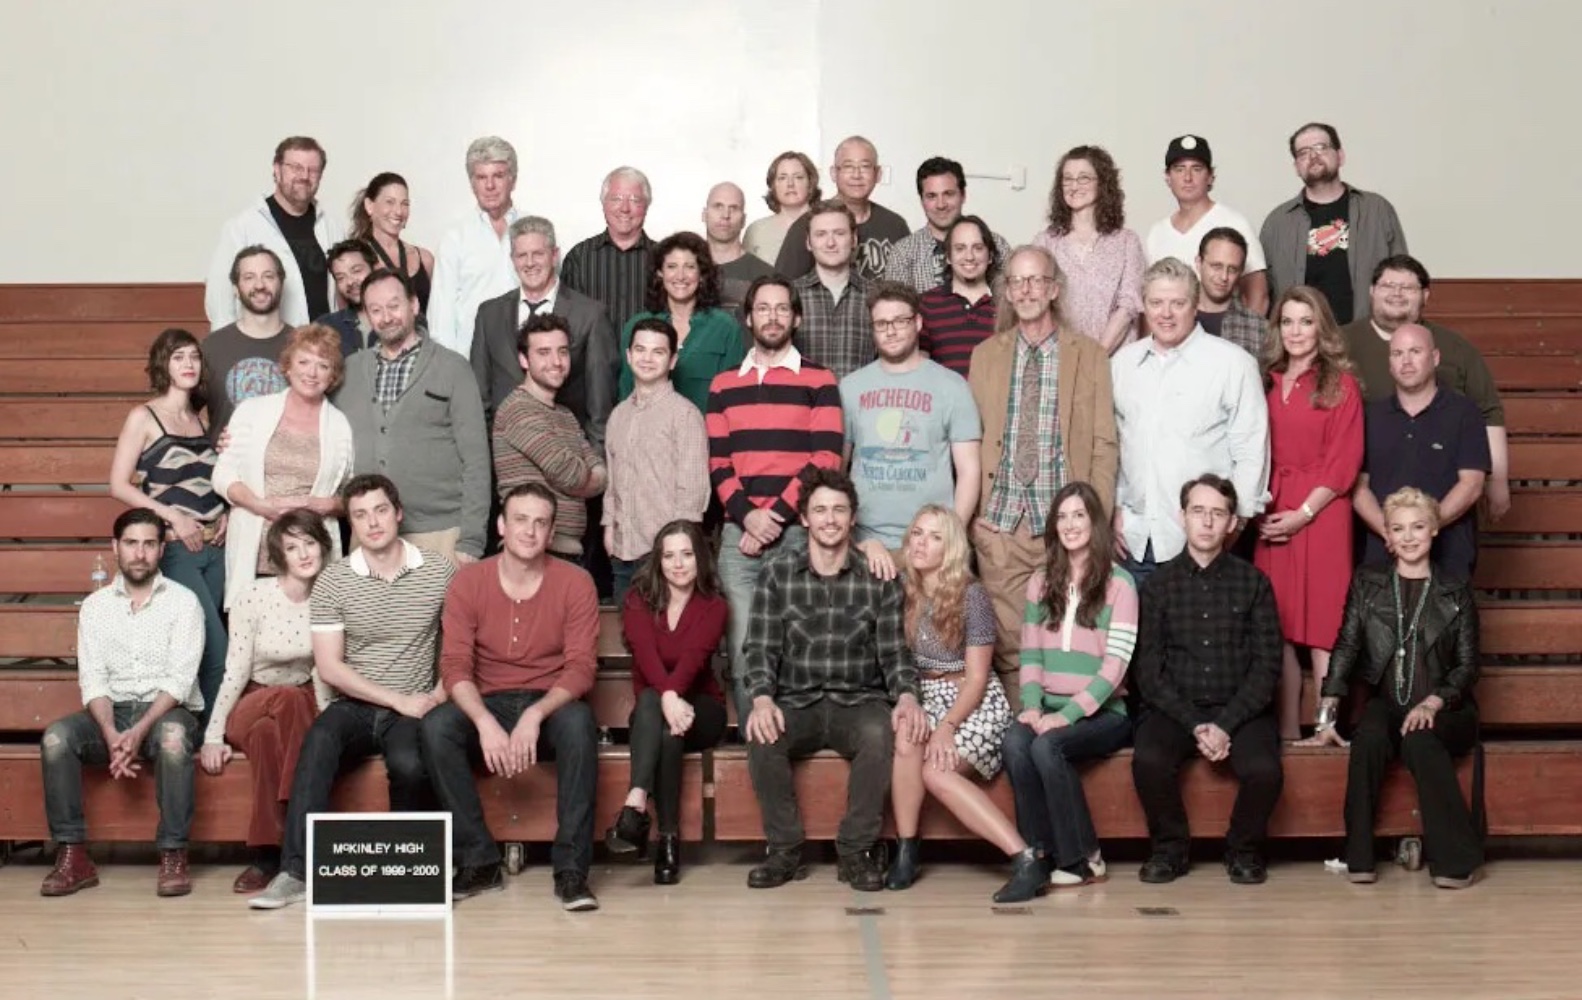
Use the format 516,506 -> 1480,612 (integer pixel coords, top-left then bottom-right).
1144,134 -> 1269,317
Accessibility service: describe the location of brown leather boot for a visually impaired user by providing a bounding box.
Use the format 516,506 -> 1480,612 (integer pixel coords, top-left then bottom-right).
157,848 -> 192,897
40,843 -> 99,897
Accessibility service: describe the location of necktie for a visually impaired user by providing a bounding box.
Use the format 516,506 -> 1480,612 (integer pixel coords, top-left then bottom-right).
525,299 -> 548,316
1012,348 -> 1043,485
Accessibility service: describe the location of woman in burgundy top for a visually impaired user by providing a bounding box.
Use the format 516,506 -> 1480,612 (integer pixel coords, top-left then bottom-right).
607,519 -> 728,884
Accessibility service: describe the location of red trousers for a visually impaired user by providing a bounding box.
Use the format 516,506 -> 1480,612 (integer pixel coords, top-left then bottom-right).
225,682 -> 317,847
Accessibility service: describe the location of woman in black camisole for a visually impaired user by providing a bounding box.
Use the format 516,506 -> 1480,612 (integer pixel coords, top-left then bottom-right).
350,171 -> 434,314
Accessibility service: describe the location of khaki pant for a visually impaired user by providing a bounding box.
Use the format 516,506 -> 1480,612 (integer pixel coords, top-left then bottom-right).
971,521 -> 1046,711
401,526 -> 462,566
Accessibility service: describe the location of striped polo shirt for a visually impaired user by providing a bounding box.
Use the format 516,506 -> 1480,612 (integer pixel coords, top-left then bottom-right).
918,284 -> 997,378
705,346 -> 844,525
310,540 -> 455,698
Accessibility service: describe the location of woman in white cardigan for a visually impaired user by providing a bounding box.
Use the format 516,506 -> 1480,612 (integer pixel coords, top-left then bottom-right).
213,324 -> 355,610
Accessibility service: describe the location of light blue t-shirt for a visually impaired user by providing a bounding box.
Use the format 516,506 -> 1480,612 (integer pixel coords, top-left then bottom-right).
840,359 -> 981,546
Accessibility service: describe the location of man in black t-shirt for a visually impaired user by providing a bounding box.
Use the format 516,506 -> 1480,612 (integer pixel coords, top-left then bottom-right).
775,136 -> 910,282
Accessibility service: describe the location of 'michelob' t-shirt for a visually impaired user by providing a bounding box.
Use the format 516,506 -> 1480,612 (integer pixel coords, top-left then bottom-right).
839,359 -> 981,546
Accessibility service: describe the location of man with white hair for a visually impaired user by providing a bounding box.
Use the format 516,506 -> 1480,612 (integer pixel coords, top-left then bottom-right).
428,136 -> 522,358
561,166 -> 656,333
704,181 -> 774,317
206,136 -> 344,329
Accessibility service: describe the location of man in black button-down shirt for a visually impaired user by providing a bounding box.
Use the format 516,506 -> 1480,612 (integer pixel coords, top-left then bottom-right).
743,467 -> 927,891
1131,474 -> 1284,885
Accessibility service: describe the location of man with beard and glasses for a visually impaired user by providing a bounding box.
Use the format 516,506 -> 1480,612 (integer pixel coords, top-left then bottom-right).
707,275 -> 844,723
202,245 -> 293,434
207,136 -> 344,329
316,240 -> 378,358
918,215 -> 1003,378
841,282 -> 981,566
1259,122 -> 1408,324
703,182 -> 775,319
39,508 -> 205,898
1192,228 -> 1268,358
887,157 -> 1011,295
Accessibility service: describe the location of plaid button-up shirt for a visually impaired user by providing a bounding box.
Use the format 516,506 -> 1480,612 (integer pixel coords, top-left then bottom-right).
373,340 -> 422,414
1214,297 -> 1270,358
792,270 -> 875,381
742,546 -> 920,709
982,330 -> 1065,532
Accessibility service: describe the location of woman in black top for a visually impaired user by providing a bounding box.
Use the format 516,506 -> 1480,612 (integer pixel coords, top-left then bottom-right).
351,172 -> 434,314
1307,487 -> 1482,888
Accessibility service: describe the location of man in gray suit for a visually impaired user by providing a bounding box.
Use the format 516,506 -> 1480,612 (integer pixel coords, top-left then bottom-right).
470,215 -> 618,450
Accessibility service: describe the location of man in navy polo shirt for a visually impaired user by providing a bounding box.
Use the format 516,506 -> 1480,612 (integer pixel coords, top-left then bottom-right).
1353,324 -> 1489,579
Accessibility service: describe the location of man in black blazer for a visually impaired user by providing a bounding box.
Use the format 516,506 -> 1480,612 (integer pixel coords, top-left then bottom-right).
470,215 -> 618,450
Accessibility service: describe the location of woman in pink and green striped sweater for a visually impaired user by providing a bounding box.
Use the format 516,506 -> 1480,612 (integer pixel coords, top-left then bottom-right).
1003,481 -> 1139,888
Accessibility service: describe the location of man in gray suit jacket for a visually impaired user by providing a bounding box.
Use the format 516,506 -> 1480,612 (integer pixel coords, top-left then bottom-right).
470,215 -> 618,450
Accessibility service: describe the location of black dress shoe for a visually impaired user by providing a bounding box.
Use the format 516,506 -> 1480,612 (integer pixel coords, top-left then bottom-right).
1138,852 -> 1191,884
452,862 -> 504,900
885,837 -> 920,891
837,849 -> 886,892
605,805 -> 651,856
992,848 -> 1049,904
653,834 -> 681,885
747,850 -> 808,889
1225,852 -> 1268,885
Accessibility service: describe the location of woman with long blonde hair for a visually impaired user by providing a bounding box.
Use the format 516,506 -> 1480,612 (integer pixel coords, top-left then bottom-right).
886,505 -> 1042,903
1254,285 -> 1364,740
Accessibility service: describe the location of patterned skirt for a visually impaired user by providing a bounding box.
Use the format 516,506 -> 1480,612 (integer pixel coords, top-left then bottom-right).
920,673 -> 1014,779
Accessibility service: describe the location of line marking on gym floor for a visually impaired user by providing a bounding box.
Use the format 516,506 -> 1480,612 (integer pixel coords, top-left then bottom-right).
853,892 -> 894,1000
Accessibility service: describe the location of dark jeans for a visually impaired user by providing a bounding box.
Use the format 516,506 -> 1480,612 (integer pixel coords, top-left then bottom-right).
281,699 -> 432,880
627,688 -> 727,834
747,698 -> 893,857
611,556 -> 642,610
1122,541 -> 1159,590
41,703 -> 198,849
583,495 -> 613,599
160,541 -> 227,721
1131,710 -> 1284,861
1345,695 -> 1482,878
1002,711 -> 1132,868
420,692 -> 598,875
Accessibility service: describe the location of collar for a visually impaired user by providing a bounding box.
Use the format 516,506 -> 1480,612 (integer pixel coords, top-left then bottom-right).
946,282 -> 993,307
110,571 -> 169,599
593,230 -> 653,252
521,282 -> 559,311
1180,549 -> 1230,577
475,205 -> 520,228
739,345 -> 803,377
1387,386 -> 1441,416
1140,325 -> 1205,362
348,539 -> 425,578
630,379 -> 677,407
376,337 -> 422,364
790,545 -> 863,579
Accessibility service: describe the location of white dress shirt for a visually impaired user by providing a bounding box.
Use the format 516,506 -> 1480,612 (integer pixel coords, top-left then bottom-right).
77,573 -> 206,711
1111,326 -> 1270,561
427,206 -> 521,358
517,282 -> 560,330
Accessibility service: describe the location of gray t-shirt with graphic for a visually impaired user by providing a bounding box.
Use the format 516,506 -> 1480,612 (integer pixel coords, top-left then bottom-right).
202,323 -> 291,433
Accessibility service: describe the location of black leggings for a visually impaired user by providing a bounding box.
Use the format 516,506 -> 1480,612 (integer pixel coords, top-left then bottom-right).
627,688 -> 727,833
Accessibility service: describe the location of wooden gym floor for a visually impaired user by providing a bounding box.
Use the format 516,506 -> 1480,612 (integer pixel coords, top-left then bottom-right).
0,851 -> 1578,999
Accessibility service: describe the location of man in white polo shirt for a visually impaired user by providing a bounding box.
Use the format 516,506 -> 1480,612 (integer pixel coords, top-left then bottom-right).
251,473 -> 456,909
1144,135 -> 1269,318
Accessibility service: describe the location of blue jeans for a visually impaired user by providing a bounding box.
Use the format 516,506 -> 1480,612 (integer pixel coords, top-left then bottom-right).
611,556 -> 642,609
1002,711 -> 1132,868
160,541 -> 226,721
716,523 -> 805,725
42,703 -> 198,849
1122,540 -> 1158,591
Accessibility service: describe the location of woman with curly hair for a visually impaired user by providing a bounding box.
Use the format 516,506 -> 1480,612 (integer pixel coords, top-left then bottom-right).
616,231 -> 746,412
1254,286 -> 1364,740
1031,145 -> 1146,352
743,151 -> 821,265
884,505 -> 1044,903
1002,481 -> 1138,888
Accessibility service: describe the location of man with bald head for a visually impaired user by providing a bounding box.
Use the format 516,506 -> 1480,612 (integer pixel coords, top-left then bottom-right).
775,136 -> 910,282
704,182 -> 773,318
1353,324 -> 1490,579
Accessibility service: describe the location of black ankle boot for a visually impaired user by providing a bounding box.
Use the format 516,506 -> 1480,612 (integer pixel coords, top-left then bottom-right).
992,848 -> 1049,904
605,805 -> 651,856
885,837 -> 921,891
653,834 -> 680,885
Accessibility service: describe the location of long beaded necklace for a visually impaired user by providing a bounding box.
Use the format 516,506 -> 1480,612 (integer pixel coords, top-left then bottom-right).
1391,570 -> 1433,707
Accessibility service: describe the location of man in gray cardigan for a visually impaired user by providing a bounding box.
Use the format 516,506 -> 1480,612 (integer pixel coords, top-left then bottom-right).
336,269 -> 491,563
1258,122 -> 1408,325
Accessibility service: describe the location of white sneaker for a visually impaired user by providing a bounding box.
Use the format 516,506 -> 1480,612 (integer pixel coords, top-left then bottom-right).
1049,856 -> 1107,887
248,872 -> 306,910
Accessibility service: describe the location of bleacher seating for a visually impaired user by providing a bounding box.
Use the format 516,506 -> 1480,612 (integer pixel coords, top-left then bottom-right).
0,281 -> 1578,853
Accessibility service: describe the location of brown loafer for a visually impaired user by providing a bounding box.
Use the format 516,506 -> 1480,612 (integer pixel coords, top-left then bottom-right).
40,844 -> 99,897
232,865 -> 274,894
157,849 -> 193,897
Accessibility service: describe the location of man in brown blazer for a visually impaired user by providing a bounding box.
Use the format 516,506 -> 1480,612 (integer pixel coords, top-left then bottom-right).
967,245 -> 1118,700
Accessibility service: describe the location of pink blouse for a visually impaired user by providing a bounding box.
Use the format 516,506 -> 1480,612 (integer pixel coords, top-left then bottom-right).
1030,227 -> 1146,349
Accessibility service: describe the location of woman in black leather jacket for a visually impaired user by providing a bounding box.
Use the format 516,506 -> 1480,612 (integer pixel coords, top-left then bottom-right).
1304,487 -> 1482,888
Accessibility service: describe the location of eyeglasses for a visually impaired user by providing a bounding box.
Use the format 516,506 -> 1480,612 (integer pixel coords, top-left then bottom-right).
604,195 -> 648,207
1005,275 -> 1055,291
835,162 -> 877,175
1294,142 -> 1335,161
752,304 -> 794,318
872,315 -> 916,333
1186,506 -> 1233,523
1061,175 -> 1098,188
1376,281 -> 1422,293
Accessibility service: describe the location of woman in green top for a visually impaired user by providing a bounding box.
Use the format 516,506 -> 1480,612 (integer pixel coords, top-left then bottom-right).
617,231 -> 746,412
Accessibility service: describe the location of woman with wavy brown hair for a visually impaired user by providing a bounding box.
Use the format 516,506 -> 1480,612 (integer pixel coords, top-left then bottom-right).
743,151 -> 821,265
1254,286 -> 1364,741
884,505 -> 1043,904
1030,145 -> 1146,353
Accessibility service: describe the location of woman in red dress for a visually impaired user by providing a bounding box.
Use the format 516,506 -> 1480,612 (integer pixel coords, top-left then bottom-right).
1255,286 -> 1364,741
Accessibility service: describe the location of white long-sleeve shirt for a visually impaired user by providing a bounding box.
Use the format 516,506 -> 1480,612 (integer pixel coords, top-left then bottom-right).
426,206 -> 520,357
77,573 -> 206,712
1111,326 -> 1270,561
204,195 -> 345,330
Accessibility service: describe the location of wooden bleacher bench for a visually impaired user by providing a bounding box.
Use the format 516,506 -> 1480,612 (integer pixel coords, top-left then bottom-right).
0,279 -> 1578,850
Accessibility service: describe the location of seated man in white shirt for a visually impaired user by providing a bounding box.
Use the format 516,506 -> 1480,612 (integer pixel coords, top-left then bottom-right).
1144,135 -> 1269,318
427,136 -> 522,357
39,509 -> 206,899
1111,257 -> 1270,585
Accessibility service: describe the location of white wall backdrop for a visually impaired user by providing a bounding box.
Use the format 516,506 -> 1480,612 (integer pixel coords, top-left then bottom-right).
2,0 -> 1578,282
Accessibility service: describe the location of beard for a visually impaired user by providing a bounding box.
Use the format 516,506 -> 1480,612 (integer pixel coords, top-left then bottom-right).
241,288 -> 281,316
121,562 -> 157,585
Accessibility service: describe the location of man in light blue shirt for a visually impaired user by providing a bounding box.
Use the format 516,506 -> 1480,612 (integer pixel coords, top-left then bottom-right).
427,136 -> 521,358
